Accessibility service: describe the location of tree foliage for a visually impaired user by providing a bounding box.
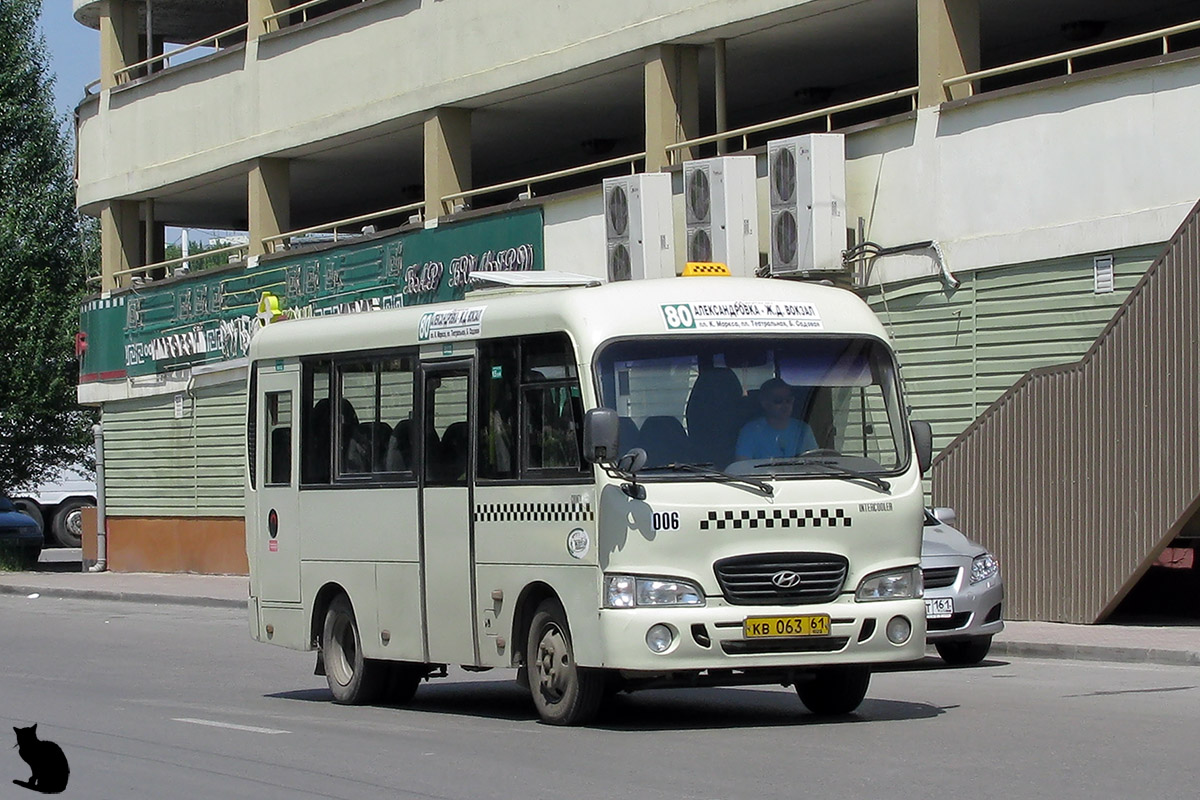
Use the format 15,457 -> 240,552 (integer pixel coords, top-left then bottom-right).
0,0 -> 95,493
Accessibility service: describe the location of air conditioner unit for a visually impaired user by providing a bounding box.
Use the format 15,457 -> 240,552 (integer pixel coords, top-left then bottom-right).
602,173 -> 675,282
682,156 -> 757,277
767,133 -> 846,274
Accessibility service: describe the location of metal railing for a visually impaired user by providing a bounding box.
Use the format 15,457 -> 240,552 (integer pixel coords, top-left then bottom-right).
263,0 -> 369,32
110,22 -> 249,86
441,152 -> 645,211
87,242 -> 251,286
261,200 -> 426,253
666,86 -> 918,159
945,17 -> 1200,95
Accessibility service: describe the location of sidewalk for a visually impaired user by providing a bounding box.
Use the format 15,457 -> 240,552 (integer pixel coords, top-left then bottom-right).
1,567 -> 1197,667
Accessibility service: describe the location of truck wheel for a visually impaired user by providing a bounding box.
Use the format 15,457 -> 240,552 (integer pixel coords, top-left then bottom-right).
13,501 -> 44,538
51,499 -> 90,548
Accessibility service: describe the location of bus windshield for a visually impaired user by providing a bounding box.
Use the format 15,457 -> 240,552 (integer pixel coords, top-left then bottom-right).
595,336 -> 909,477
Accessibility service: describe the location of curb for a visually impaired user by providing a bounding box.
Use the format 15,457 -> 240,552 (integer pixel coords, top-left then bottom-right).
0,583 -> 247,610
991,639 -> 1200,668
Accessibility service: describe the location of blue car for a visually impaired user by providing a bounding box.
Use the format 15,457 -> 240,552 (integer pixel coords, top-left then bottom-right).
0,495 -> 43,569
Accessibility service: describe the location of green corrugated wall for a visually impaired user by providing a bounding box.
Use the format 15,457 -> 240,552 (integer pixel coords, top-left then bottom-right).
102,382 -> 246,517
864,245 -> 1160,455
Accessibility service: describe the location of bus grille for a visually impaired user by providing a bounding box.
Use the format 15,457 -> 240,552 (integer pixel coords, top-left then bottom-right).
713,553 -> 848,606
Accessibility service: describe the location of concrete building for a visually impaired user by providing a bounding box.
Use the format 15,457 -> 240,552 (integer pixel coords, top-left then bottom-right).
73,0 -> 1200,621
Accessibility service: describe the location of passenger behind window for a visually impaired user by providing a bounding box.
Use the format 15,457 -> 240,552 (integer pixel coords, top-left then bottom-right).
338,399 -> 372,475
734,377 -> 817,460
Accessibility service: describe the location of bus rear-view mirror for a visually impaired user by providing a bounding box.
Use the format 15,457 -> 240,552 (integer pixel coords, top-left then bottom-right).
583,408 -> 620,464
910,420 -> 932,475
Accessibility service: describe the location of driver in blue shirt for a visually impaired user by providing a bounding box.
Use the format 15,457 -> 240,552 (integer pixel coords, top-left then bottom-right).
735,377 -> 817,460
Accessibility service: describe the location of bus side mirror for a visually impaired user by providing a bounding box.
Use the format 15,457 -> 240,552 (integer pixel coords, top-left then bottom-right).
583,408 -> 620,464
910,420 -> 933,475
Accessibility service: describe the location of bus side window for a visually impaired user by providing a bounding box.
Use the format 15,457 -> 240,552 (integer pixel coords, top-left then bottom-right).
265,391 -> 292,486
301,361 -> 333,484
337,363 -> 374,477
478,338 -> 519,480
380,356 -> 416,474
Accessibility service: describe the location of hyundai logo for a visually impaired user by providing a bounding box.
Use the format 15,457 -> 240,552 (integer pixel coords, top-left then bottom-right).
771,570 -> 803,589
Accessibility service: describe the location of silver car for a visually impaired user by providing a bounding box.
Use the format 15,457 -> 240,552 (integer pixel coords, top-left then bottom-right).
921,508 -> 1004,665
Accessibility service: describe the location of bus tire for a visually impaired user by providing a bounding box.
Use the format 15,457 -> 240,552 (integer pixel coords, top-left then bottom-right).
385,662 -> 425,705
322,594 -> 387,705
527,599 -> 603,726
51,499 -> 89,548
795,666 -> 870,715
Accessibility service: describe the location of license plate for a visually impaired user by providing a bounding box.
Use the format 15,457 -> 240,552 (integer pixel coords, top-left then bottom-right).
925,597 -> 954,619
743,615 -> 831,638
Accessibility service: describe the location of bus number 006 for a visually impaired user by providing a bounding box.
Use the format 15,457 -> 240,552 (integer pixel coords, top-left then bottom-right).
652,511 -> 680,531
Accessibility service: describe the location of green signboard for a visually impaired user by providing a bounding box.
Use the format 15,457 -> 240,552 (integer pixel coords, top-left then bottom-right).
80,208 -> 543,381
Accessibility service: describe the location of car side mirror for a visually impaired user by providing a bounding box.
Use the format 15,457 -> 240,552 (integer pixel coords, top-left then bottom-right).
910,420 -> 933,475
932,506 -> 957,527
583,408 -> 620,464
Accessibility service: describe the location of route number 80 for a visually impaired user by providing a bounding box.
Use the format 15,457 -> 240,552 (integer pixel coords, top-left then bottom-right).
661,304 -> 696,329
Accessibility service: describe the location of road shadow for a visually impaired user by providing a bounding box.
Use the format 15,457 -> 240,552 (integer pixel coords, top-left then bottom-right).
269,678 -> 944,730
874,655 -> 1011,672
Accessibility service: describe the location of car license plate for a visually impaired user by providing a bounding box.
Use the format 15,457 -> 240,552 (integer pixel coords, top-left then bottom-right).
743,615 -> 830,638
925,597 -> 954,619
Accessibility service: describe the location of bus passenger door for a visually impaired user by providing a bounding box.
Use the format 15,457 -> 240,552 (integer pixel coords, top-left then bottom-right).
254,366 -> 302,605
419,362 -> 478,665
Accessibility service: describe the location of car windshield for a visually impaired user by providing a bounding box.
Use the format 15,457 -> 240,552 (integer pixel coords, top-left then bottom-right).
595,335 -> 909,478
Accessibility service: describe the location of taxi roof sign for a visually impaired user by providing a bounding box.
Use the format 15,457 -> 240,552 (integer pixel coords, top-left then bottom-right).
682,262 -> 732,277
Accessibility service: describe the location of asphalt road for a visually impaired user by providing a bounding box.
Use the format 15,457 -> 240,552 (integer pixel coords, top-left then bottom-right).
1,595 -> 1196,800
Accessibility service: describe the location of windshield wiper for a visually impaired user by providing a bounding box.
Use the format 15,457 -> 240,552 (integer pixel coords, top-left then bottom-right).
640,462 -> 774,497
758,457 -> 892,493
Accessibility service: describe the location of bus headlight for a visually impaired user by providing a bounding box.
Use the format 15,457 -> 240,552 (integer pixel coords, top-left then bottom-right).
605,575 -> 705,608
855,566 -> 922,601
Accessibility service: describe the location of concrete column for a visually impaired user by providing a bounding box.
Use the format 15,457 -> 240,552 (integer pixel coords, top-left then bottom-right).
100,200 -> 141,291
99,0 -> 141,90
424,107 -> 472,220
142,200 -> 166,280
248,158 -> 291,256
714,39 -> 729,155
249,0 -> 291,38
918,0 -> 980,107
644,45 -> 700,171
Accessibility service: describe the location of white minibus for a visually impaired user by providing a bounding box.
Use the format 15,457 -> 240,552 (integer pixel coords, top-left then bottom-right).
246,273 -> 932,725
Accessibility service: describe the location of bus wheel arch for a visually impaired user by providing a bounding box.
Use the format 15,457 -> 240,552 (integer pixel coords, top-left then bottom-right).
512,581 -> 559,673
311,582 -> 348,650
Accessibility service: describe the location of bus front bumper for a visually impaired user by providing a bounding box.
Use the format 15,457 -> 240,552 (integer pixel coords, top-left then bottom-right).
594,598 -> 926,674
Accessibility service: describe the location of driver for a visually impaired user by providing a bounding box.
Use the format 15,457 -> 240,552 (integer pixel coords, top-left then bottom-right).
734,377 -> 817,460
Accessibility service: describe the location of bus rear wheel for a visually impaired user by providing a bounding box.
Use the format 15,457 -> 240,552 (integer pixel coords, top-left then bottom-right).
322,595 -> 388,704
527,599 -> 603,725
795,666 -> 870,715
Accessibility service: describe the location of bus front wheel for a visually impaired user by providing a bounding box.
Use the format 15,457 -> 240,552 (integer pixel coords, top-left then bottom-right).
527,599 -> 603,725
795,666 -> 870,715
322,594 -> 388,704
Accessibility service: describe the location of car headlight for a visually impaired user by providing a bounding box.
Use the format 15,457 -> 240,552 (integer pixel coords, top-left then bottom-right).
856,566 -> 922,601
604,575 -> 705,608
971,553 -> 999,584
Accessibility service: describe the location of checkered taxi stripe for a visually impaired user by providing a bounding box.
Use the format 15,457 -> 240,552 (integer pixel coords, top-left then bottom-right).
699,508 -> 851,530
475,502 -> 595,523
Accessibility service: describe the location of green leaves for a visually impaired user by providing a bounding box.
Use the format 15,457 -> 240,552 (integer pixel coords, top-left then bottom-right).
0,0 -> 95,493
